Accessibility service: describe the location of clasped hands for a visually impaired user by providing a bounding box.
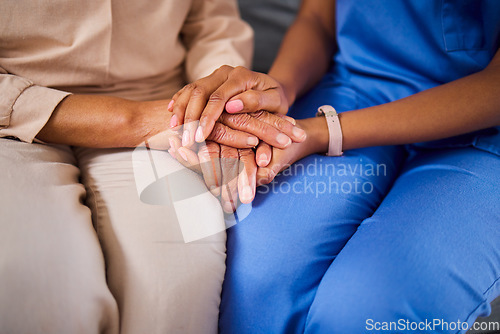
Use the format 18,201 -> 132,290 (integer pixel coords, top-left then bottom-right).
165,66 -> 307,213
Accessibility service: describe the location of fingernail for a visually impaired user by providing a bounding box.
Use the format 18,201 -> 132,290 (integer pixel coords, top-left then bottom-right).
170,114 -> 178,128
241,186 -> 253,203
168,100 -> 174,111
195,126 -> 204,143
277,133 -> 292,147
168,149 -> 176,159
247,136 -> 259,147
292,127 -> 306,141
226,99 -> 244,113
178,148 -> 188,161
258,153 -> 269,166
182,130 -> 190,147
286,117 -> 297,125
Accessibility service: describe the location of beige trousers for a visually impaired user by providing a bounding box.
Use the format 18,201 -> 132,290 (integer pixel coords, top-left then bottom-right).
0,138 -> 227,334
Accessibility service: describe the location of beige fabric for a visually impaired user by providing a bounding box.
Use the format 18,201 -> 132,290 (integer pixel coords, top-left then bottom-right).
0,0 -> 253,142
0,139 -> 227,333
0,140 -> 120,334
0,0 -> 252,332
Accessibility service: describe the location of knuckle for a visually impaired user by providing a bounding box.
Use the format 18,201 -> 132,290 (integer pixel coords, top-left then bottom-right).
250,110 -> 266,120
221,146 -> 239,160
230,66 -> 251,80
233,66 -> 247,74
191,87 -> 206,98
271,115 -> 287,129
205,142 -> 220,156
238,148 -> 253,159
211,124 -> 229,142
257,111 -> 288,131
208,91 -> 225,104
184,83 -> 196,91
217,65 -> 234,73
229,114 -> 252,129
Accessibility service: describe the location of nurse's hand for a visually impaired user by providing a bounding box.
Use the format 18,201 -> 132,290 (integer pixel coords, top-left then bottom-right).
257,118 -> 330,186
169,66 -> 297,147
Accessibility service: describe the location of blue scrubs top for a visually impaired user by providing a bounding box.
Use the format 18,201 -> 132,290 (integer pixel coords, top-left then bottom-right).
331,0 -> 500,155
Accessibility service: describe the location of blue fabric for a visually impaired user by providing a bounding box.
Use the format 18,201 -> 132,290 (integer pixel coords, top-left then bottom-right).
333,0 -> 500,155
220,1 -> 500,333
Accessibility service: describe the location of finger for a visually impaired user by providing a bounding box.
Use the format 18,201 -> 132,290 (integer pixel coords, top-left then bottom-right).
170,86 -> 186,111
172,84 -> 195,127
183,90 -> 207,147
238,148 -> 257,204
181,119 -> 199,149
225,89 -> 283,115
196,67 -> 262,142
206,123 -> 259,149
183,74 -> 235,147
169,135 -> 182,154
220,145 -> 240,213
171,65 -> 235,128
219,112 -> 293,149
255,142 -> 272,167
251,111 -> 306,144
169,136 -> 201,172
169,88 -> 184,114
198,141 -> 222,197
277,114 -> 296,125
169,146 -> 202,174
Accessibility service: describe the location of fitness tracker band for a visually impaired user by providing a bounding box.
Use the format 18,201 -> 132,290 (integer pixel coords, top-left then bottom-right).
316,105 -> 343,156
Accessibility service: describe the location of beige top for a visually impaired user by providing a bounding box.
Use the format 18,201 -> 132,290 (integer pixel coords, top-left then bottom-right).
0,0 -> 253,143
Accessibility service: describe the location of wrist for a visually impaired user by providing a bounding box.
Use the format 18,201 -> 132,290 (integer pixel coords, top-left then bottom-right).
131,99 -> 173,149
296,117 -> 329,155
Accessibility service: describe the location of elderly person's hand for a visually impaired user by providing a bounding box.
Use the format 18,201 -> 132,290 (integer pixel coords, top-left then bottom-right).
168,137 -> 258,213
184,110 -> 303,151
167,119 -> 322,212
167,117 -> 322,212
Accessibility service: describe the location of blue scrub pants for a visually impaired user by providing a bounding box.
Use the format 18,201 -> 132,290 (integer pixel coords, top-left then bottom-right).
219,77 -> 500,333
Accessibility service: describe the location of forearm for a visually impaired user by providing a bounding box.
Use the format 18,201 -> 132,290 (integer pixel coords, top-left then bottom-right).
268,0 -> 336,105
340,63 -> 500,150
305,61 -> 500,153
36,94 -> 172,148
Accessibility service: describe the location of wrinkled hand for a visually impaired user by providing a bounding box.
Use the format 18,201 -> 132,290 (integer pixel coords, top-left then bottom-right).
168,66 -> 299,148
166,118 -> 321,211
168,136 -> 257,213
193,110 -> 305,150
